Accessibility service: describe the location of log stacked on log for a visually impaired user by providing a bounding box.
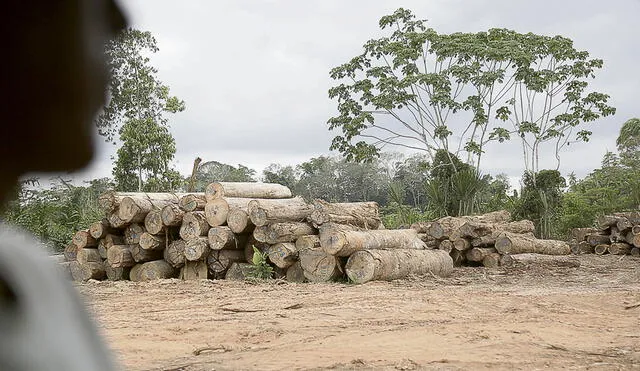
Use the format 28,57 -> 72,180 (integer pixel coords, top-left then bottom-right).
569,212 -> 640,256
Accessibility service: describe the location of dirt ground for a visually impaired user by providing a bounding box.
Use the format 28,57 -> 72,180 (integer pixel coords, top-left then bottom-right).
78,255 -> 640,371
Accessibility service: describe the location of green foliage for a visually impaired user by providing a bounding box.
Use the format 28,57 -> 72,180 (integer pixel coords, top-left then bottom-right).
247,246 -> 274,280
514,170 -> 566,238
98,28 -> 185,191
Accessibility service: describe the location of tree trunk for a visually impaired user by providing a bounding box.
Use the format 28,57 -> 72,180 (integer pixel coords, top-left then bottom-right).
452,238 -> 471,251
345,249 -> 453,284
130,243 -> 164,263
225,262 -> 254,281
107,209 -> 129,229
495,234 -> 570,255
586,233 -> 611,247
144,209 -> 165,235
208,226 -> 247,250
570,227 -> 598,242
179,211 -> 209,240
73,230 -> 97,248
70,261 -> 106,282
295,235 -> 321,251
161,204 -> 184,227
129,260 -> 177,282
244,236 -> 270,263
118,195 -> 179,223
458,220 -> 535,239
265,222 -> 317,244
107,244 -> 137,268
247,197 -> 311,227
227,208 -> 254,234
89,219 -> 115,239
179,193 -> 206,212
320,228 -> 425,257
64,242 -> 78,262
570,241 -> 594,255
205,182 -> 292,201
164,239 -> 186,268
207,249 -> 246,278
466,247 -> 498,262
285,261 -> 306,283
594,244 -> 609,255
76,248 -> 101,265
482,253 -> 501,268
180,261 -> 209,280
308,200 -> 380,229
267,242 -> 298,269
184,236 -> 210,261
499,253 -> 581,268
139,232 -> 165,251
205,198 -> 253,227
608,242 -> 632,255
103,260 -> 130,281
438,239 -> 453,253
298,248 -> 343,282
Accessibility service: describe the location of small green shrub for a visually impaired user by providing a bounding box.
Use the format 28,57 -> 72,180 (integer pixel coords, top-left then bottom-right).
247,246 -> 274,280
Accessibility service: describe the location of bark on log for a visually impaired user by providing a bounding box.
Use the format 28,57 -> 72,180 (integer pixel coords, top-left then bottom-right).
205,182 -> 292,201
466,247 -> 498,262
225,262 -> 254,281
64,242 -> 78,262
438,239 -> 453,253
119,195 -> 179,223
495,234 -> 570,255
410,222 -> 433,234
594,244 -> 609,255
345,249 -> 453,284
453,238 -> 471,251
107,210 -> 128,229
227,208 -> 254,234
129,260 -> 177,282
244,236 -> 270,263
144,209 -> 165,235
299,248 -> 343,282
130,243 -> 164,263
180,261 -> 209,280
184,236 -> 210,261
586,233 -> 611,247
265,222 -> 317,244
204,198 -> 253,227
179,193 -> 206,212
427,211 -> 512,239
161,204 -> 184,227
70,261 -> 106,282
208,226 -> 247,250
106,244 -> 137,268
499,253 -> 581,268
608,242 -> 632,255
470,231 -> 535,247
103,260 -> 130,281
321,228 -> 425,257
267,242 -> 298,269
248,197 -> 312,227
571,241 -> 595,255
308,200 -> 380,229
73,230 -> 97,248
458,220 -> 536,239
207,249 -> 246,278
570,227 -> 598,242
285,261 -> 306,283
295,235 -> 321,251
89,219 -> 115,239
164,239 -> 186,268
76,248 -> 101,264
124,223 -> 145,245
179,211 -> 209,240
139,232 -> 165,251
482,253 -> 501,268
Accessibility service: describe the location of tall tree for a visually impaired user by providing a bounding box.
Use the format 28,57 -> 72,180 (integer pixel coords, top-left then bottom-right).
97,29 -> 185,191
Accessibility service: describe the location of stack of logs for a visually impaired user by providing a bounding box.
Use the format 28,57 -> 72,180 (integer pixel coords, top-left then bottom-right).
569,212 -> 640,256
410,211 -> 572,268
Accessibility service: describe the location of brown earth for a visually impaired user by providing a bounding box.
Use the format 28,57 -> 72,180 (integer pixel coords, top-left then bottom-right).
77,255 -> 640,371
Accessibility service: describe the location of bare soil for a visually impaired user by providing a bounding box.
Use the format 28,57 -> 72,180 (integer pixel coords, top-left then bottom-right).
77,255 -> 640,371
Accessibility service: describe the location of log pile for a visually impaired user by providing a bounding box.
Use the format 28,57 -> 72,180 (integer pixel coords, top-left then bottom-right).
569,212 -> 640,256
410,211 -> 572,268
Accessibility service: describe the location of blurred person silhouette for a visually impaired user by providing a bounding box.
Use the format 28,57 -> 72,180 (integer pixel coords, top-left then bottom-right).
0,1 -> 127,370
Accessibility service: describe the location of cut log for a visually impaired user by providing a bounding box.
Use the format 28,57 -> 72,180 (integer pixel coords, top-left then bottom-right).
180,261 -> 209,280
129,260 -> 177,282
124,223 -> 145,245
184,236 -> 210,261
179,211 -> 209,240
438,239 -> 453,253
64,242 -> 78,262
321,228 -> 425,257
450,249 -> 466,267
495,234 -> 570,255
70,261 -> 106,282
205,182 -> 292,201
164,239 -> 186,268
616,218 -> 633,232
243,236 -> 270,263
427,211 -> 512,239
308,200 -> 380,229
630,232 -> 640,248
608,242 -> 632,255
103,260 -> 130,281
225,262 -> 254,281
597,215 -> 619,229
609,226 -> 622,243
452,238 -> 471,251
207,249 -> 246,278
570,241 -> 594,255
161,204 -> 184,227
139,232 -> 165,251
247,197 -> 311,227
345,249 -> 453,284
586,233 -> 611,247
299,248 -> 343,282
73,230 -> 97,248
227,208 -> 255,234
482,253 -> 501,268
97,239 -> 108,259
76,248 -> 101,264
295,235 -> 321,251
118,194 -> 182,223
107,210 -> 128,229
631,247 -> 640,256
471,231 -> 535,247
285,261 -> 306,283
89,219 -> 115,239
458,220 -> 536,239
252,225 -> 269,243
103,234 -> 124,248
204,198 -> 252,227
594,244 -> 609,255
570,227 -> 598,242
633,225 -> 640,235
265,222 -> 317,244
410,221 -> 433,234
466,247 -> 498,262
106,244 -> 136,268
130,243 -> 164,263
267,242 -> 298,269
499,253 -> 581,268
417,233 -> 439,249
179,193 -> 206,212
208,226 -> 247,250
144,209 -> 165,235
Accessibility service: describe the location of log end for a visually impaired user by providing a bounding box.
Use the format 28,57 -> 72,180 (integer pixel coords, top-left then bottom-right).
345,251 -> 376,284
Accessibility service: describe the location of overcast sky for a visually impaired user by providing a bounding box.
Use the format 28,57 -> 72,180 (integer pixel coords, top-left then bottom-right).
60,0 -> 640,186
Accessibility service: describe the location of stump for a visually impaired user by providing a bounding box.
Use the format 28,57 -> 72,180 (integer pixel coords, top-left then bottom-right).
299,248 -> 343,282
76,248 -> 101,264
205,182 -> 292,201
608,242 -> 632,255
285,261 -> 306,283
73,230 -> 97,248
321,228 -> 425,257
139,232 -> 165,251
179,211 -> 209,240
89,219 -> 114,239
124,223 -> 145,245
308,200 -> 380,229
249,197 -> 313,227
161,204 -> 184,227
104,260 -> 130,281
164,239 -> 186,268
227,208 -> 254,234
225,262 -> 254,281
266,222 -> 317,244
130,260 -> 177,282
207,249 -> 246,278
495,234 -> 570,255
180,261 -> 209,280
208,226 -> 247,250
107,245 -> 137,268
179,193 -> 206,212
267,242 -> 298,269
345,249 -> 453,284
184,236 -> 210,261
144,209 -> 165,235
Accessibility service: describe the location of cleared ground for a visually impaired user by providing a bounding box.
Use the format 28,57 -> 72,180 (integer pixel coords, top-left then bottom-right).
78,255 -> 640,371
